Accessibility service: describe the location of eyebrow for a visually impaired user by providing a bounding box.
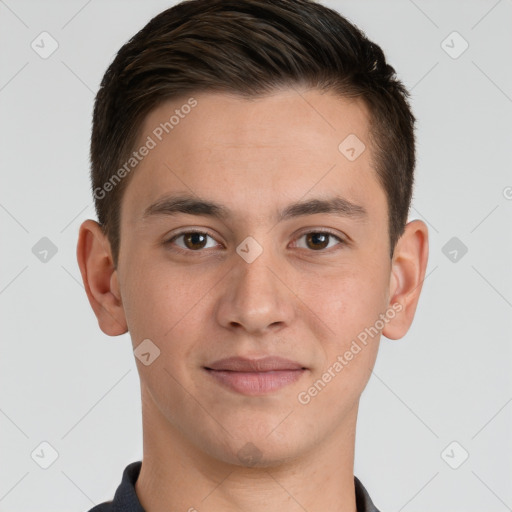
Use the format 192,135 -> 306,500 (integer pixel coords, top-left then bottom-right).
142,194 -> 367,223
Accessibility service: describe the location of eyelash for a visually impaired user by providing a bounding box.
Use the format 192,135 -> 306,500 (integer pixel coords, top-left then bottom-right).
164,229 -> 346,255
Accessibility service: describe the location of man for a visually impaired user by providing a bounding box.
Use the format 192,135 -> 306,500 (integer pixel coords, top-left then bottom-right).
77,1 -> 429,510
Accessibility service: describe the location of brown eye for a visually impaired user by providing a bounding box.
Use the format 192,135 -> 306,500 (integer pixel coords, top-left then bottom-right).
294,231 -> 344,251
169,231 -> 218,251
305,232 -> 329,250
183,232 -> 208,250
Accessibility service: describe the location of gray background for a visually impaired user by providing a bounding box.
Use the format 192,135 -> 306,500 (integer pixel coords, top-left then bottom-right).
1,0 -> 511,511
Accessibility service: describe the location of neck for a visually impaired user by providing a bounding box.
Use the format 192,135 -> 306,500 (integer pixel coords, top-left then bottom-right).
135,386 -> 359,512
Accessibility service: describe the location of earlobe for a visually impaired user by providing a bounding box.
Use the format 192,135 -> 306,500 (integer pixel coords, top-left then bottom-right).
76,219 -> 128,336
382,219 -> 429,340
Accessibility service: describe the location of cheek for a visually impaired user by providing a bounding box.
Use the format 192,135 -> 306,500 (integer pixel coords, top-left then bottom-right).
312,263 -> 390,338
122,263 -> 203,403
297,271 -> 386,416
304,263 -> 388,390
121,261 -> 212,383
119,255 -> 184,344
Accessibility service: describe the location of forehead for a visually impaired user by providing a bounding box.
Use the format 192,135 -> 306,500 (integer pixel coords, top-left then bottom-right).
152,88 -> 371,153
120,88 -> 385,225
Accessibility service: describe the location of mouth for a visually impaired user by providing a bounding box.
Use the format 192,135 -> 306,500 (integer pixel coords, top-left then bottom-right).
203,356 -> 307,396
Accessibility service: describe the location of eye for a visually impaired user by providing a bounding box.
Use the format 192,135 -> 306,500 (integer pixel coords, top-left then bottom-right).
165,229 -> 345,254
168,231 -> 220,251
292,230 -> 344,251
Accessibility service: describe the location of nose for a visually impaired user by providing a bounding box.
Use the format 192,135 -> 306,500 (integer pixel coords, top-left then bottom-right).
215,245 -> 295,336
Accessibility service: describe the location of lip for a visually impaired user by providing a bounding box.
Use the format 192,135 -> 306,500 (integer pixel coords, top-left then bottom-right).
204,356 -> 307,396
205,356 -> 305,372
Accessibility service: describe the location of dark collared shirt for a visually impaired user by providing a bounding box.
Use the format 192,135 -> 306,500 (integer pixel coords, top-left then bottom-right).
87,461 -> 381,512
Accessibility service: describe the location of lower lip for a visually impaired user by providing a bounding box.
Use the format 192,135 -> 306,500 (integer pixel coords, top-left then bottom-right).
205,368 -> 306,395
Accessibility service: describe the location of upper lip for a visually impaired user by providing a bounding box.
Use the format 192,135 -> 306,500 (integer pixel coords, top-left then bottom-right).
205,356 -> 306,372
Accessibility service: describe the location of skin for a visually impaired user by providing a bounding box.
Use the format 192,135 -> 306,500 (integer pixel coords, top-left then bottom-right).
77,88 -> 428,512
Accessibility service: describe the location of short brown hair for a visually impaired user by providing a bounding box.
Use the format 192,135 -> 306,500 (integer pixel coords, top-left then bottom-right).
90,0 -> 415,265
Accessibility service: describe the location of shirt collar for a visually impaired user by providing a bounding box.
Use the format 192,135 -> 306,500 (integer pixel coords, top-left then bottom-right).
105,461 -> 380,512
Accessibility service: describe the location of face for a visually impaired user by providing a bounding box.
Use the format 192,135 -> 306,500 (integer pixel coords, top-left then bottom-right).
115,89 -> 394,466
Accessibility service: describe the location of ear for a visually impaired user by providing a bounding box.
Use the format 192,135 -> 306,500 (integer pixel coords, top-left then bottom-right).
382,219 -> 429,340
76,219 -> 128,336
